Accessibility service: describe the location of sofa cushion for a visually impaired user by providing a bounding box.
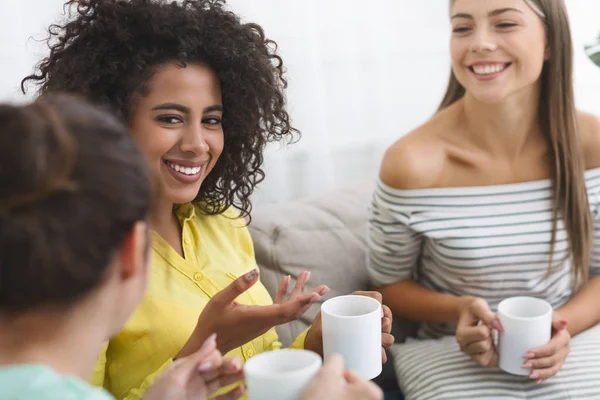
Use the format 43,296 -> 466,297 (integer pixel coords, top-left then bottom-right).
249,180 -> 375,346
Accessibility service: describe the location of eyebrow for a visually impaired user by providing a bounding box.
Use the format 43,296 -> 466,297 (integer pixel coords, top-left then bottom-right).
151,103 -> 223,114
451,8 -> 523,20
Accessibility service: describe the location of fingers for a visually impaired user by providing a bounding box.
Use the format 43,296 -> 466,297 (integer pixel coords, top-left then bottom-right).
274,275 -> 291,304
551,318 -> 568,332
344,370 -> 384,400
382,333 -> 395,349
382,316 -> 392,336
462,338 -> 494,355
207,371 -> 245,395
313,285 -> 331,296
381,348 -> 387,364
529,346 -> 567,383
469,298 -> 502,331
201,357 -> 241,382
527,330 -> 570,358
456,324 -> 492,349
172,334 -> 220,382
352,291 -> 383,303
472,348 -> 498,368
214,385 -> 246,400
290,271 -> 310,300
322,354 -> 345,377
212,270 -> 259,306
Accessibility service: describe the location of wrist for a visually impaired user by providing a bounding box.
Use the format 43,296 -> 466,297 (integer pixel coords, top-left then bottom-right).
456,296 -> 477,320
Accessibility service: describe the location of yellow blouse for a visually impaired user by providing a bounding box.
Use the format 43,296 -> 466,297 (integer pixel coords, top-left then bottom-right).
91,203 -> 307,399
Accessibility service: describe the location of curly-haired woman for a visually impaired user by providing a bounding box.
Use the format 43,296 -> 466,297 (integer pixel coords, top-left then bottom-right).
22,1 -> 394,399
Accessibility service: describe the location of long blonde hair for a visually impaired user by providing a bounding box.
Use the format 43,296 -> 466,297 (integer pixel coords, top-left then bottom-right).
440,0 -> 592,287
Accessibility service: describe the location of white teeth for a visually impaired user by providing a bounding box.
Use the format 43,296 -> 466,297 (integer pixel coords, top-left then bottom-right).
473,64 -> 506,75
165,161 -> 201,176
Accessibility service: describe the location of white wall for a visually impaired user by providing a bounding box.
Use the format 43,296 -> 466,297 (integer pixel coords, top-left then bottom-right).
2,0 -> 599,203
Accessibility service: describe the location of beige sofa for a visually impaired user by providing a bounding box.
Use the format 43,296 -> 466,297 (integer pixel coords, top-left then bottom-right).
248,180 -> 409,391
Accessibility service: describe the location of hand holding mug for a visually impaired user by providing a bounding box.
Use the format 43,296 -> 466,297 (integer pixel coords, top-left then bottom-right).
521,315 -> 570,384
456,297 -> 504,368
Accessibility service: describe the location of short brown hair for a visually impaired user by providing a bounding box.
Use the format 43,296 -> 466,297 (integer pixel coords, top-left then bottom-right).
0,94 -> 150,312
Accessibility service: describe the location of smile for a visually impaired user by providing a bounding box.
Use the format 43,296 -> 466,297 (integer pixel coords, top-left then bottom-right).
165,160 -> 201,176
469,62 -> 512,77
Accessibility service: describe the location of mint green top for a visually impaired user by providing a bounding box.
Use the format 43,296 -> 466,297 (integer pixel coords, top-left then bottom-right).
0,364 -> 113,400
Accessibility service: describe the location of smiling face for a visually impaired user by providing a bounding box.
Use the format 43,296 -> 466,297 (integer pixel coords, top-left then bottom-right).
129,63 -> 224,206
450,0 -> 548,104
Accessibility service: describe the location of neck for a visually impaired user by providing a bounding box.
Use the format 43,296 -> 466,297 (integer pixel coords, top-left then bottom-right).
0,293 -> 111,379
460,84 -> 544,160
151,196 -> 178,238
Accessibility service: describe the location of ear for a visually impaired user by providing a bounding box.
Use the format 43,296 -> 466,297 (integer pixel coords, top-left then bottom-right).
117,221 -> 149,281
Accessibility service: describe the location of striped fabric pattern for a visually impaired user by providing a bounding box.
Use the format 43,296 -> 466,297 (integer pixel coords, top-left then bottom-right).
367,168 -> 600,399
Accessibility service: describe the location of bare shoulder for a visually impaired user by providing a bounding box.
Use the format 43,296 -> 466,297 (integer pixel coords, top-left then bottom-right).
578,110 -> 600,169
380,113 -> 450,190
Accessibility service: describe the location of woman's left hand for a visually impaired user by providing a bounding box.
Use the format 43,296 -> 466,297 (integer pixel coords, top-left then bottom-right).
304,291 -> 395,363
521,316 -> 570,384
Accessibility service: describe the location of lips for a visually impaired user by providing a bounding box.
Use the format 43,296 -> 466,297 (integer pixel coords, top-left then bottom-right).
468,62 -> 512,76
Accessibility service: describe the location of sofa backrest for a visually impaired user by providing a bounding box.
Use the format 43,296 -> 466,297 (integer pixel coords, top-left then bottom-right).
248,180 -> 375,345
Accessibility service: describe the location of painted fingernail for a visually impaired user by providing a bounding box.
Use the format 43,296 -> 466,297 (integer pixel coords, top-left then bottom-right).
521,362 -> 533,369
537,379 -> 543,385
523,352 -> 535,359
198,361 -> 213,372
245,269 -> 259,281
306,271 -> 311,281
530,372 -> 540,379
491,320 -> 503,331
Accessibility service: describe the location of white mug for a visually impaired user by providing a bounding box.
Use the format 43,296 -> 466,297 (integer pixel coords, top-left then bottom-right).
321,295 -> 382,380
497,296 -> 552,375
244,349 -> 322,400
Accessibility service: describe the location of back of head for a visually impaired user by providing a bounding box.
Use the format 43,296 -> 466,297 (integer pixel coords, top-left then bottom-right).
0,94 -> 150,312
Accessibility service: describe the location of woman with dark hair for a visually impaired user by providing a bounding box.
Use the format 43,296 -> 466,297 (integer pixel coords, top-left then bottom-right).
368,0 -> 600,398
22,1 -> 394,398
0,94 -> 244,400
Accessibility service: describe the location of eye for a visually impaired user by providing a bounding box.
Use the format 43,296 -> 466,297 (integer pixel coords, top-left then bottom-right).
452,26 -> 472,33
156,115 -> 184,125
497,22 -> 517,29
202,117 -> 222,125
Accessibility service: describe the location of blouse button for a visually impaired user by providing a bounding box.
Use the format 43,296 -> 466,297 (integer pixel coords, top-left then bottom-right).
193,273 -> 203,281
245,348 -> 255,358
184,236 -> 192,245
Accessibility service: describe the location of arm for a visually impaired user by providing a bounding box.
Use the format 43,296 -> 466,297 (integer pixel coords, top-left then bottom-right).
556,276 -> 600,337
375,280 -> 474,324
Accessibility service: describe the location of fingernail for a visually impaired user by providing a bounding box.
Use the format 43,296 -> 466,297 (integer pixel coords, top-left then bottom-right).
537,379 -> 543,385
523,352 -> 535,359
306,271 -> 311,281
491,320 -> 503,332
198,361 -> 213,372
200,333 -> 217,351
230,358 -> 242,372
530,372 -> 540,379
245,269 -> 259,281
521,362 -> 533,369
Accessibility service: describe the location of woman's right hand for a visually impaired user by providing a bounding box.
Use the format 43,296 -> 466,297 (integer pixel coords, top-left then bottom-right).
300,354 -> 383,400
456,297 -> 504,367
176,269 -> 330,358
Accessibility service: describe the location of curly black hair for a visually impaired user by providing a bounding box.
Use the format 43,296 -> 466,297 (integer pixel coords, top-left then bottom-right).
22,0 -> 298,219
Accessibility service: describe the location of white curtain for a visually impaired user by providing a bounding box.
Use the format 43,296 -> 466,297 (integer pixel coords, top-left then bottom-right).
2,0 -> 600,204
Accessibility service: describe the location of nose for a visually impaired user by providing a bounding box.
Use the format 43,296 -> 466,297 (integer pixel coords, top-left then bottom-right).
469,27 -> 498,53
179,122 -> 209,155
